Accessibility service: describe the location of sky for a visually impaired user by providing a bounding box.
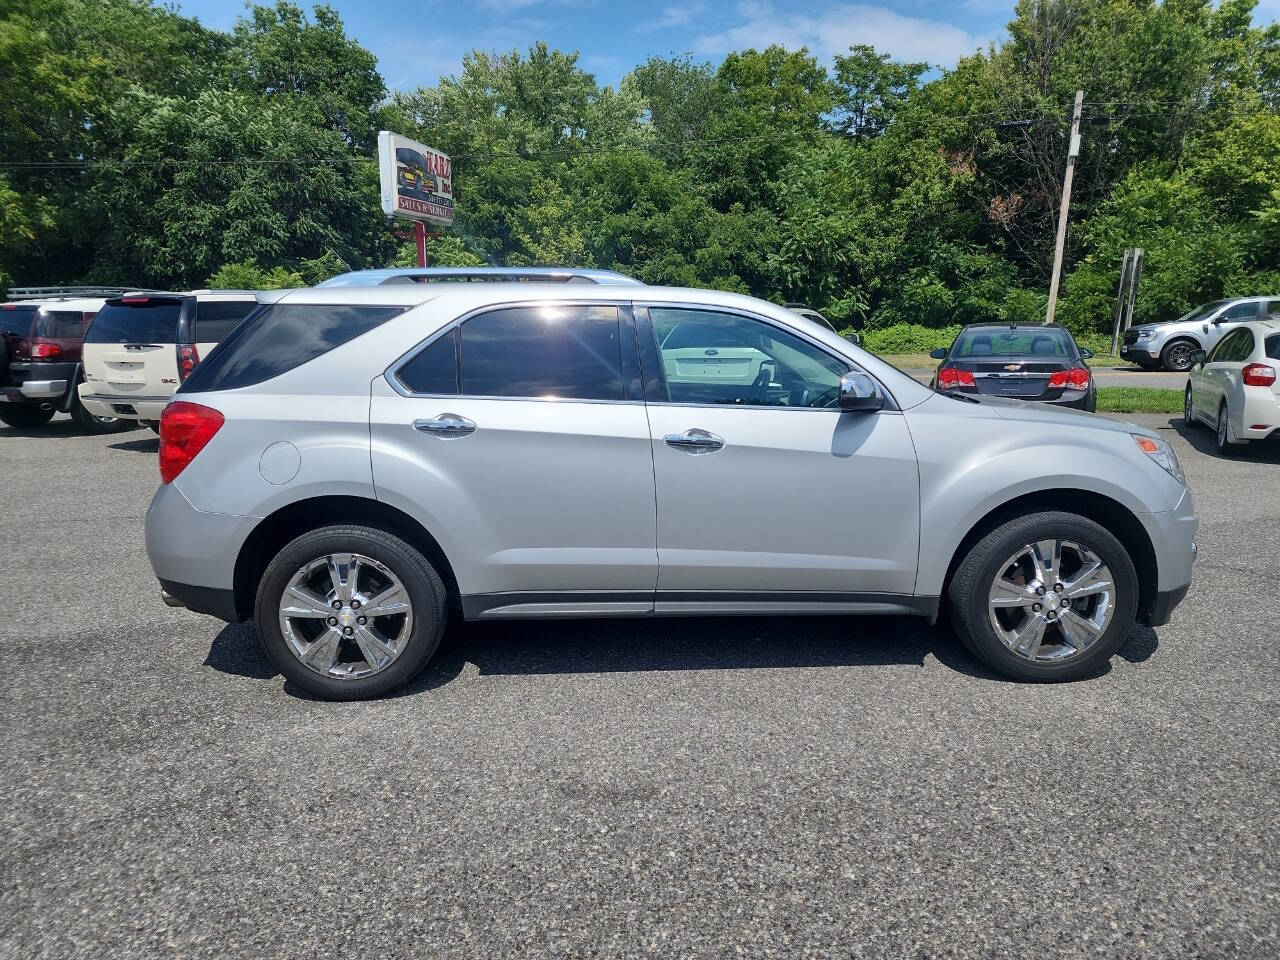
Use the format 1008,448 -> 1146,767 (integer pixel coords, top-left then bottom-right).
179,0 -> 1280,93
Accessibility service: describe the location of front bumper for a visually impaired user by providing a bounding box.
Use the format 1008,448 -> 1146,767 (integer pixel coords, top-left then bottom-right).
1119,343 -> 1160,362
1138,487 -> 1198,626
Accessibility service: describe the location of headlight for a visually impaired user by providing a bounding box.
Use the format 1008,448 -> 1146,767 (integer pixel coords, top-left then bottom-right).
1132,434 -> 1185,485
1136,330 -> 1155,341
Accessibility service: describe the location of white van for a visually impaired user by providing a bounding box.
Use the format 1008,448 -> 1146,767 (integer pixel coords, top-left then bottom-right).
79,290 -> 266,425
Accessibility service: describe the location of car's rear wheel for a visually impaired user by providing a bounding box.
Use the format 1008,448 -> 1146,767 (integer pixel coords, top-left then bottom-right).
0,403 -> 55,429
948,512 -> 1138,682
255,524 -> 448,700
70,397 -> 134,434
1183,386 -> 1197,427
1215,402 -> 1241,455
1161,339 -> 1197,372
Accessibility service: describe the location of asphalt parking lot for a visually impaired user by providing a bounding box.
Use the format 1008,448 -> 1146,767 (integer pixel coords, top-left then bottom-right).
2,413 -> 1278,959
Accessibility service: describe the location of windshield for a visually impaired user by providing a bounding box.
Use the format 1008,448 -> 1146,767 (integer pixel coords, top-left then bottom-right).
949,328 -> 1074,359
1174,300 -> 1228,324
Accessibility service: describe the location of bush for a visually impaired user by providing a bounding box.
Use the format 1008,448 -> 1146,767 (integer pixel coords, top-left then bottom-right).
858,323 -> 962,354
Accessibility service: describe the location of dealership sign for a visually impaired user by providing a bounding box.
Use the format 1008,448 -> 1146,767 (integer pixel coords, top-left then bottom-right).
377,131 -> 453,227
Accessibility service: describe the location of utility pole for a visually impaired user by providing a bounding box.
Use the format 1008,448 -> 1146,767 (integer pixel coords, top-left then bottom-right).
1044,89 -> 1083,326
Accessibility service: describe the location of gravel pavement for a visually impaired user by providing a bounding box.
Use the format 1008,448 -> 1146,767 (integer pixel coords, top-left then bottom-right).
2,412 -> 1277,959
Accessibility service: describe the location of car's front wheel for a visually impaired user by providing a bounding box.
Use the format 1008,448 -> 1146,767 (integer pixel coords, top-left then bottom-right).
948,511 -> 1138,681
255,525 -> 448,700
1161,339 -> 1198,372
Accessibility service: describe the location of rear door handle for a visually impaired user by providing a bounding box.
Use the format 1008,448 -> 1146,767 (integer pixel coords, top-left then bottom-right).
664,428 -> 724,453
413,413 -> 475,437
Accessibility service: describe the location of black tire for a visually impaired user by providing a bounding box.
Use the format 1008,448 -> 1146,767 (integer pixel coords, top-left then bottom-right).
144,421 -> 161,435
255,524 -> 448,700
1160,339 -> 1198,372
0,403 -> 55,429
1183,386 -> 1198,428
69,397 -> 134,434
1215,402 -> 1239,456
947,511 -> 1139,682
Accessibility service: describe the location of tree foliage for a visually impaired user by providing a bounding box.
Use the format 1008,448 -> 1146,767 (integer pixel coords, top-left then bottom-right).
1,0 -> 1277,332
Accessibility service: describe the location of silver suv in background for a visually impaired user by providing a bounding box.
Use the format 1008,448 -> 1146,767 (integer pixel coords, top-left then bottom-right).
1121,296 -> 1280,371
145,285 -> 1197,700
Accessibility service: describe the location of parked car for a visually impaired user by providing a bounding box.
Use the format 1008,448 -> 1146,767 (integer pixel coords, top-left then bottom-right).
146,285 -> 1196,700
317,267 -> 643,287
78,290 -> 267,428
1184,318 -> 1280,454
928,323 -> 1097,411
0,293 -> 133,432
1121,296 -> 1280,371
783,302 -> 861,346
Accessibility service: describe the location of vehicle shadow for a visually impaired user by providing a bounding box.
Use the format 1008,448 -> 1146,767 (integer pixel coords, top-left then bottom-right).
0,418 -> 144,440
1165,416 -> 1280,463
204,614 -> 1162,698
109,436 -> 159,453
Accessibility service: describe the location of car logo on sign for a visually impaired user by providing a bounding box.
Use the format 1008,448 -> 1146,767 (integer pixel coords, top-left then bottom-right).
1004,364 -> 1021,371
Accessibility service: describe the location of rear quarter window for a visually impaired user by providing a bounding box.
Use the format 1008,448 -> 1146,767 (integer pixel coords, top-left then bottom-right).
1266,334 -> 1280,361
0,305 -> 37,336
36,310 -> 87,338
179,303 -> 406,393
86,300 -> 184,344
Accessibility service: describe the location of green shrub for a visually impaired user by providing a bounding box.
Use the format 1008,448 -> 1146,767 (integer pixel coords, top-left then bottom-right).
858,323 -> 962,354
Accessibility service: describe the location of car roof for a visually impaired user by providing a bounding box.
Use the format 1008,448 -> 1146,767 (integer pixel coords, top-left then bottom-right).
957,322 -> 1072,333
316,266 -> 643,287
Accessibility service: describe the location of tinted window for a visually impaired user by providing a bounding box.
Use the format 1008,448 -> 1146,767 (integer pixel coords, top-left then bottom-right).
397,329 -> 458,394
459,305 -> 623,400
1266,300 -> 1280,316
1210,330 -> 1253,363
0,305 -> 37,336
1266,334 -> 1280,361
86,300 -> 183,344
650,307 -> 848,407
193,300 -> 257,344
36,310 -> 86,338
180,303 -> 406,393
1221,301 -> 1258,321
950,328 -> 1073,358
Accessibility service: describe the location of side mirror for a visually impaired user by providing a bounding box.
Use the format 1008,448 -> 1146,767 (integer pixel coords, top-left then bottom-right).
844,331 -> 862,346
929,347 -> 947,360
1079,347 -> 1094,360
839,371 -> 883,412
1190,349 -> 1207,367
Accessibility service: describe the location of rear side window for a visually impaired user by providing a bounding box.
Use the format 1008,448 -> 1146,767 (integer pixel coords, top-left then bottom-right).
458,305 -> 623,400
36,310 -> 86,338
1267,334 -> 1280,361
180,303 -> 406,393
192,300 -> 257,344
86,300 -> 183,344
397,329 -> 458,394
0,305 -> 37,336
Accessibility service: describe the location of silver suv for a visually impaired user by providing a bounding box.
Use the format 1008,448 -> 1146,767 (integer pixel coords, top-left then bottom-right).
1121,296 -> 1280,371
145,285 -> 1197,699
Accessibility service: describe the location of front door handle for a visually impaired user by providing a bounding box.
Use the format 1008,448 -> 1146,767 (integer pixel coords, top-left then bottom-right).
664,428 -> 724,454
413,413 -> 476,437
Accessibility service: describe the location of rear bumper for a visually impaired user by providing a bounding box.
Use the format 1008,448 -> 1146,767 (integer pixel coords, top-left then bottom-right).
2,361 -> 79,407
78,387 -> 169,420
145,482 -> 258,621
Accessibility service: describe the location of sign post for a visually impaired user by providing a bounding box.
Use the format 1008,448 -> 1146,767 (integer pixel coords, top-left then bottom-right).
378,131 -> 454,268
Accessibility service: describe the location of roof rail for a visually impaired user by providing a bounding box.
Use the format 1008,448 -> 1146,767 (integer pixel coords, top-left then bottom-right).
5,285 -> 167,300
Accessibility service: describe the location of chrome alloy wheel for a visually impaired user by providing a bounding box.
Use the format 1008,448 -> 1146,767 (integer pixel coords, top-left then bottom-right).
987,539 -> 1114,662
278,552 -> 413,680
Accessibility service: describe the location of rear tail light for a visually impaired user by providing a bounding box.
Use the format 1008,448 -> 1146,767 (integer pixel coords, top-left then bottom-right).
1242,363 -> 1276,387
159,401 -> 224,484
176,343 -> 200,381
937,367 -> 976,389
1048,367 -> 1091,389
30,340 -> 62,359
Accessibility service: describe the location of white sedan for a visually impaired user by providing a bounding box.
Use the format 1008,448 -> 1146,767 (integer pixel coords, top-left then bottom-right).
1184,318 -> 1280,453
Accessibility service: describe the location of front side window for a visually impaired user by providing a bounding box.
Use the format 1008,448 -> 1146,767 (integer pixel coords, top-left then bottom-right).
1221,301 -> 1258,321
649,307 -> 848,407
457,305 -> 624,400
